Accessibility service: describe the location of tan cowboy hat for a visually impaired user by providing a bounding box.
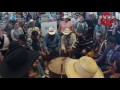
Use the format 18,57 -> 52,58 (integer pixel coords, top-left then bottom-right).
48,27 -> 56,35
62,28 -> 72,35
65,56 -> 104,78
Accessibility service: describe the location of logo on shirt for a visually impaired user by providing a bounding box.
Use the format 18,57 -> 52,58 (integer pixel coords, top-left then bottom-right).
99,12 -> 115,27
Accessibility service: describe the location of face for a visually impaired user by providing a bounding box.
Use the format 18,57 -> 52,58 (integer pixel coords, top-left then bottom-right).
88,15 -> 93,20
19,40 -> 26,45
74,15 -> 78,19
32,35 -> 38,40
79,16 -> 84,22
29,22 -> 34,27
113,61 -> 117,72
14,23 -> 19,29
107,42 -> 115,49
98,20 -> 101,25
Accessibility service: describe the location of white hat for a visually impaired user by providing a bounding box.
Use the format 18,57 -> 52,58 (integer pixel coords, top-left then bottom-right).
48,27 -> 56,35
29,19 -> 34,23
62,28 -> 72,35
65,56 -> 104,78
62,15 -> 69,19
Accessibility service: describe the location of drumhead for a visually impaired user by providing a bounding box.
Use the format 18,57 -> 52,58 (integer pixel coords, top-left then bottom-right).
48,57 -> 66,75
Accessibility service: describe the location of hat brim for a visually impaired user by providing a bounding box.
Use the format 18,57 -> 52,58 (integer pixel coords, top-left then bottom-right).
65,59 -> 104,78
62,31 -> 72,35
0,50 -> 39,78
48,31 -> 56,35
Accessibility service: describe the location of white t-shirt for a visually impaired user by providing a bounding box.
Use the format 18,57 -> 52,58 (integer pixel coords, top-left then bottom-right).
71,17 -> 80,26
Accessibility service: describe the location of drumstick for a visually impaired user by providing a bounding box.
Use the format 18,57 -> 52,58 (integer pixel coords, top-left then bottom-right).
61,57 -> 68,78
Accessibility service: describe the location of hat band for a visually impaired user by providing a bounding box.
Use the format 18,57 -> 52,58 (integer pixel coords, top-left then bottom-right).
74,62 -> 96,78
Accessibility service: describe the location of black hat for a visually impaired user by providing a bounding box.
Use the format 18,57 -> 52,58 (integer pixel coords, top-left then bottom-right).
0,46 -> 39,78
19,34 -> 27,41
31,31 -> 38,36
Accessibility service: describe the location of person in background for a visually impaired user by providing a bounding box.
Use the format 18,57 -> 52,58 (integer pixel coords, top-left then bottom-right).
10,23 -> 24,42
93,20 -> 106,45
26,13 -> 32,22
19,33 -> 47,78
113,21 -> 120,45
74,15 -> 88,39
58,15 -> 73,36
27,19 -> 41,38
61,28 -> 76,58
86,13 -> 97,38
71,13 -> 80,28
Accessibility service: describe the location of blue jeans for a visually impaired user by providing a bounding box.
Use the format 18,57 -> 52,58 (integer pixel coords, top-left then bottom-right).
48,47 -> 59,57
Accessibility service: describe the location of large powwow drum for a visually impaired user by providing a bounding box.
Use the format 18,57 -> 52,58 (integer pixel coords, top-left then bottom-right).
48,57 -> 67,78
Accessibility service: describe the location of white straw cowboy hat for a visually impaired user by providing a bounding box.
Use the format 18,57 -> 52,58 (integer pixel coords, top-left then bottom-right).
62,15 -> 69,19
65,56 -> 104,78
48,27 -> 56,35
29,19 -> 34,23
62,28 -> 72,35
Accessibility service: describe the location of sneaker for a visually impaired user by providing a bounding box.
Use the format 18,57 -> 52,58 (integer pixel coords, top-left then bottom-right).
45,69 -> 49,75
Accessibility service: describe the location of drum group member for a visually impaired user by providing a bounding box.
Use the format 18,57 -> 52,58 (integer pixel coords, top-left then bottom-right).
27,19 -> 41,38
44,27 -> 60,74
10,23 -> 24,42
73,32 -> 94,59
65,56 -> 104,78
0,45 -> 40,78
58,15 -> 73,36
95,37 -> 120,78
61,28 -> 76,58
19,33 -> 46,78
74,15 -> 88,39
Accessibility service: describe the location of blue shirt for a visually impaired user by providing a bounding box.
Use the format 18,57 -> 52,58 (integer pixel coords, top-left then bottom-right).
44,34 -> 60,51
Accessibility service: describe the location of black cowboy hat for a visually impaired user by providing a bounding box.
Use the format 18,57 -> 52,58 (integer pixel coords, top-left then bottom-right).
0,46 -> 39,78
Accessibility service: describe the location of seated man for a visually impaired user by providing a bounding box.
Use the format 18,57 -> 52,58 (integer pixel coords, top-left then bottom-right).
96,36 -> 120,78
44,27 -> 60,74
44,27 -> 60,58
61,28 -> 76,58
19,34 -> 46,78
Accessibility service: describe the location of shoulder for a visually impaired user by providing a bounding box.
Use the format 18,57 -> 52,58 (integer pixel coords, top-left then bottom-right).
35,27 -> 39,30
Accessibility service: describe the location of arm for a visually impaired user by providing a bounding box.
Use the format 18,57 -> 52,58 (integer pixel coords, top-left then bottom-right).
95,49 -> 108,64
71,33 -> 77,49
85,22 -> 88,31
43,36 -> 48,51
10,30 -> 17,41
61,36 -> 65,51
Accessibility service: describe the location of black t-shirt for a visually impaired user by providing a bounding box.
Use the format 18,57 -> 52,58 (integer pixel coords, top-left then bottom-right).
31,39 -> 40,51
